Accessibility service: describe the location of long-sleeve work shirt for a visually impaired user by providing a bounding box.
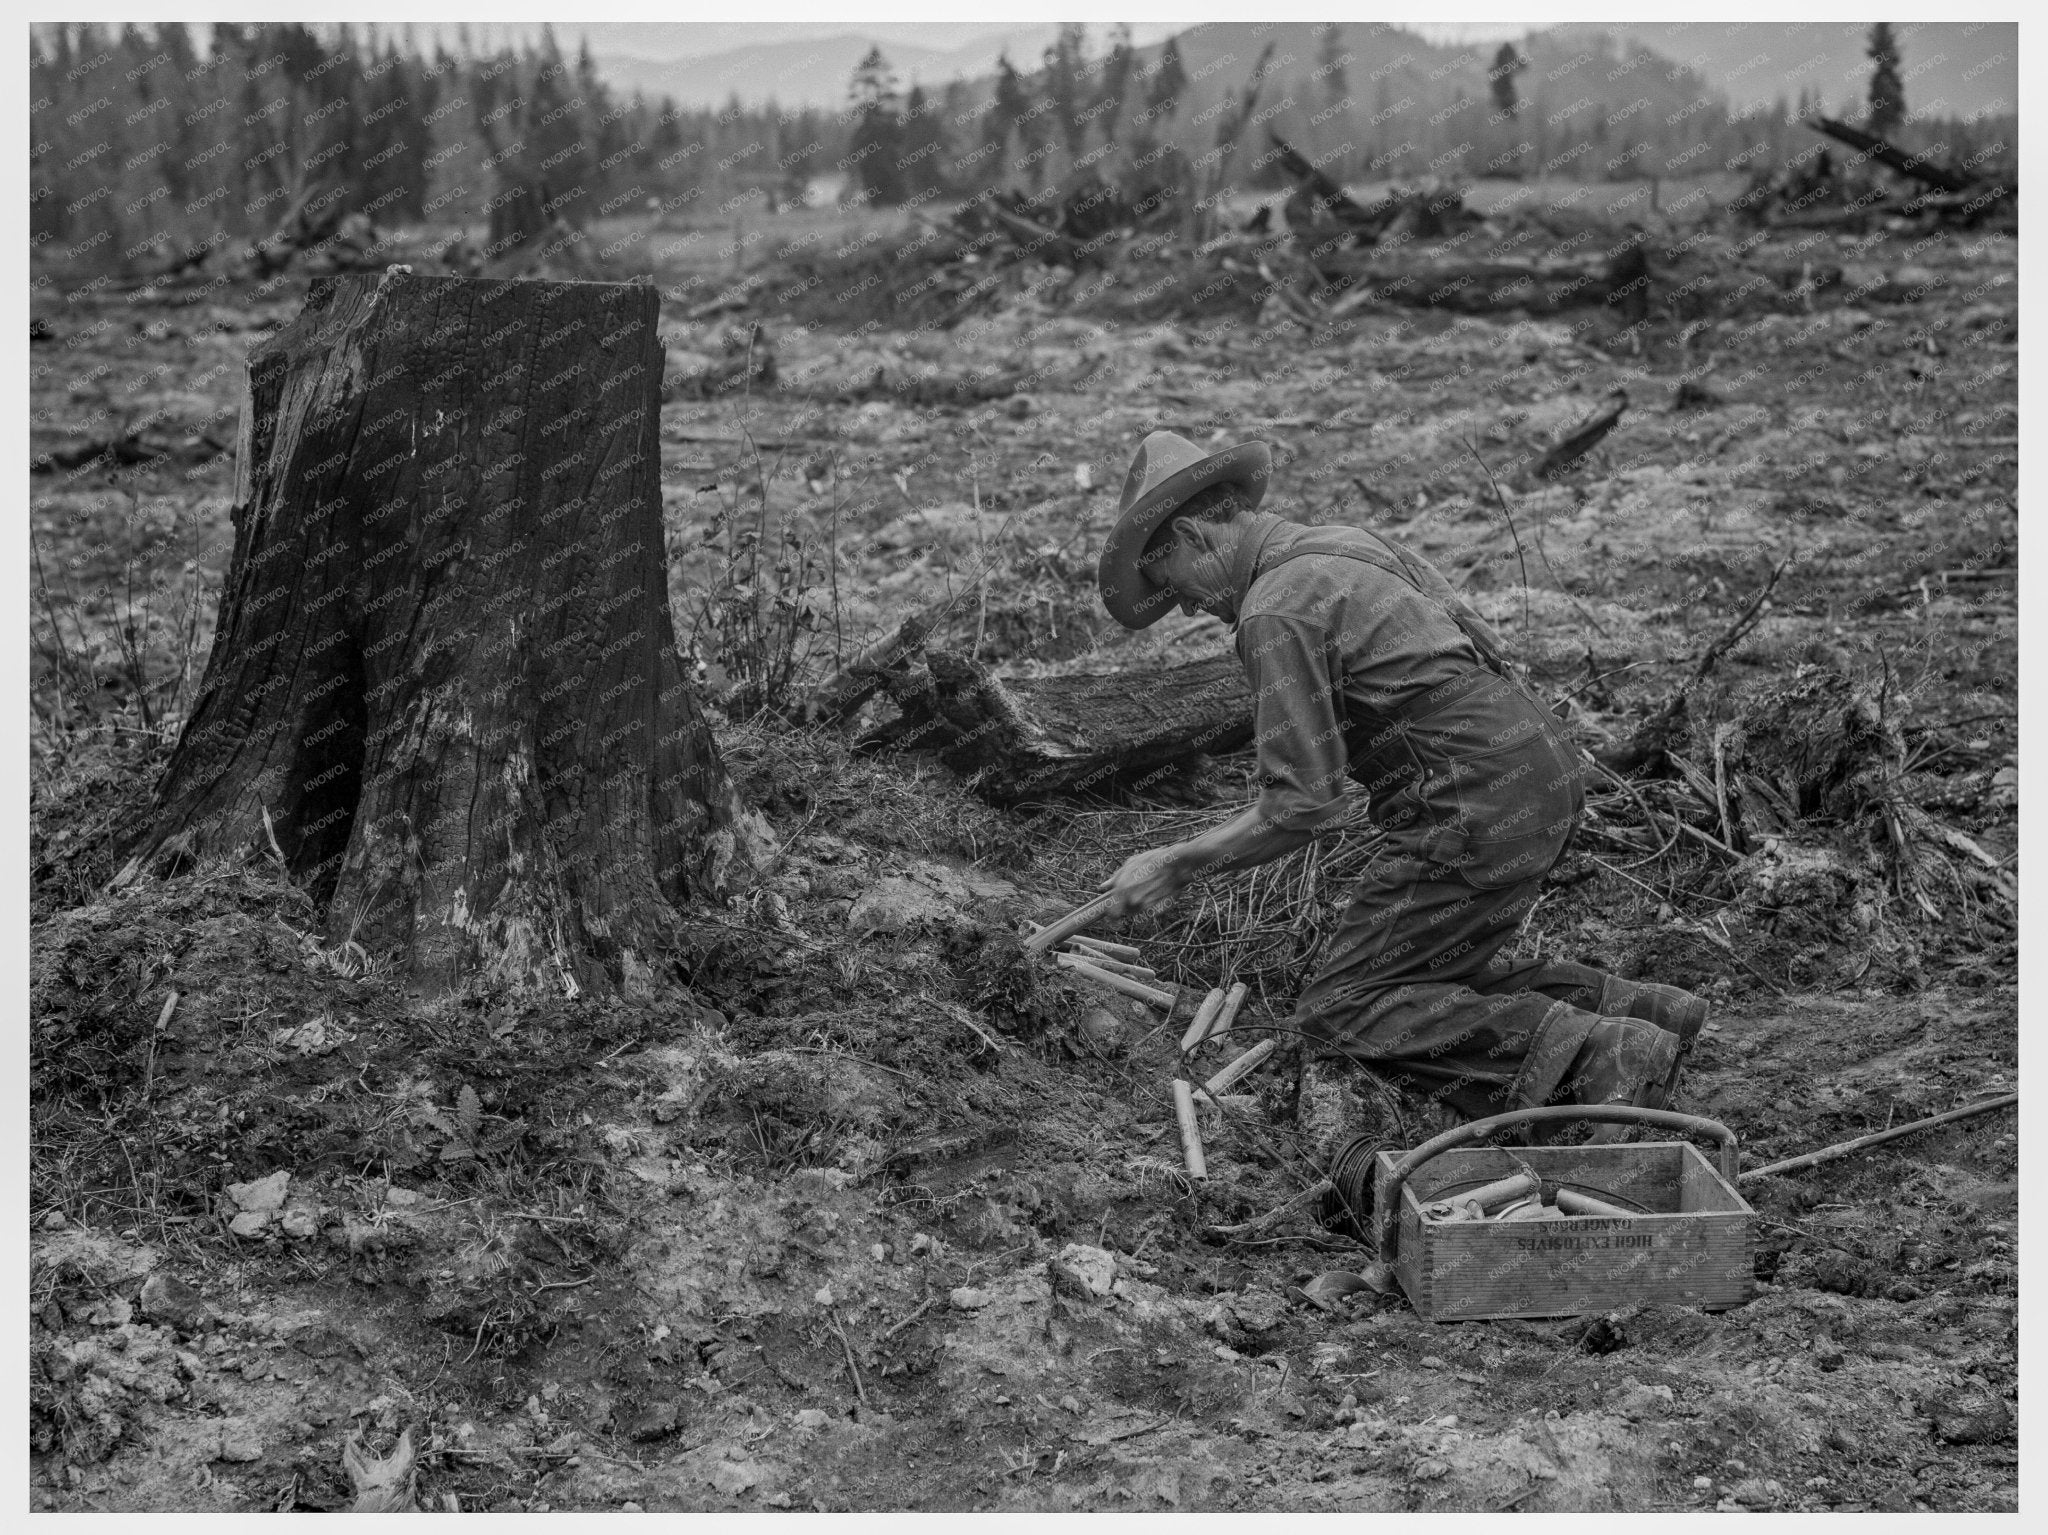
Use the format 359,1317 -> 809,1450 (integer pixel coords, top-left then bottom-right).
1226,514 -> 1526,835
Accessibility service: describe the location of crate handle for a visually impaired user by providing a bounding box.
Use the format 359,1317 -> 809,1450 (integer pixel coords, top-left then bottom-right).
1374,1106 -> 1740,1260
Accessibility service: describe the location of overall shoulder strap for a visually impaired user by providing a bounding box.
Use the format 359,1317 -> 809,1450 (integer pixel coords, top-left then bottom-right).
1255,528 -> 1413,587
1256,532 -> 1519,683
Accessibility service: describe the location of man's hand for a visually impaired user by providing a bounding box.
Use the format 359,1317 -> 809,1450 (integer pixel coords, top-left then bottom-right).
1096,803 -> 1326,920
1098,846 -> 1190,919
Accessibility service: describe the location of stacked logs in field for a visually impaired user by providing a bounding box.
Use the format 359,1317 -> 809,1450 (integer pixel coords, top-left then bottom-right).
732,130 -> 1996,336
1270,134 -> 1481,251
1737,117 -> 2014,234
1807,115 -> 1975,196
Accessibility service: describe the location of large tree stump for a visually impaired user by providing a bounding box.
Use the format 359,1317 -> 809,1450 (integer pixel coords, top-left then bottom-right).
121,271 -> 769,997
863,649 -> 1253,805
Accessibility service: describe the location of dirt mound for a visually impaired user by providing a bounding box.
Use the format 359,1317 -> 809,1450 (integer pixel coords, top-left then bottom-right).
1730,665 -> 1895,820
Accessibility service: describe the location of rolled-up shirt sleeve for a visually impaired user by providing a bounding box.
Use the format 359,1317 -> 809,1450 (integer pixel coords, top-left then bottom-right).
1236,613 -> 1353,833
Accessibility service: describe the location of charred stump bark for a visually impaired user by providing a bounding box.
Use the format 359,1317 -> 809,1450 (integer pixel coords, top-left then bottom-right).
120,271 -> 768,997
862,649 -> 1253,806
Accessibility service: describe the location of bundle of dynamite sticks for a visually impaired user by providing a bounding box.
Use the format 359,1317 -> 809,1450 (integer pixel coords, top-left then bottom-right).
1026,911 -> 1276,1183
1422,1167 -> 1635,1224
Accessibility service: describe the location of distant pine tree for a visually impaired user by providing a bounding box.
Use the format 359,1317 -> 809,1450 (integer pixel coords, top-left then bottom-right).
1490,42 -> 1526,120
989,51 -> 1031,150
899,82 -> 951,199
848,45 -> 905,204
1867,23 -> 1906,139
1316,23 -> 1350,111
1147,35 -> 1188,120
1042,23 -> 1090,159
1096,24 -> 1135,145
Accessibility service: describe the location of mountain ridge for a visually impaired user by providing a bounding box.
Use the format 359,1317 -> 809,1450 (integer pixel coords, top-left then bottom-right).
596,19 -> 2016,123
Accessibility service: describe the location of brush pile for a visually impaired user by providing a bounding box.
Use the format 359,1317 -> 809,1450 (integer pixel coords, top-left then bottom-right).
1736,117 -> 2016,236
731,129 -> 1988,341
1580,664 -> 2016,955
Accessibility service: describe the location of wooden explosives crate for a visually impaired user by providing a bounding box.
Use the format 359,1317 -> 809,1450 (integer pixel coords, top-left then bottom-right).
1373,1139 -> 1755,1323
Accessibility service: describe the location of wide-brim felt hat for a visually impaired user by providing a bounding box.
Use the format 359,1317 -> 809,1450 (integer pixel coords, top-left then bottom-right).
1097,431 -> 1273,629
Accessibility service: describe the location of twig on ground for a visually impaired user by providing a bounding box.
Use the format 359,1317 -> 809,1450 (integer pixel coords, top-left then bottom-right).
1685,557 -> 1791,690
1587,756 -> 1682,867
1740,1092 -> 2018,1182
1207,1178 -> 1334,1238
828,1310 -> 871,1412
530,1274 -> 595,1293
882,1293 -> 937,1342
1668,816 -> 1740,860
1466,440 -> 1532,639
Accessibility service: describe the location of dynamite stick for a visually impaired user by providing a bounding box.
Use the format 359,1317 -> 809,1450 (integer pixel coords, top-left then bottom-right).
1179,988 -> 1228,1053
1056,955 -> 1176,1011
1199,1038 -> 1277,1100
1172,1079 -> 1207,1180
1454,1169 -> 1541,1215
1206,981 -> 1249,1043
1022,892 -> 1118,957
1065,933 -> 1144,963
1056,951 -> 1157,983
1554,1187 -> 1636,1219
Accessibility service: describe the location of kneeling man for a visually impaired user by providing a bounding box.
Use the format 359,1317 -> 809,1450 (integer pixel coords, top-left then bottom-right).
1095,431 -> 1705,1133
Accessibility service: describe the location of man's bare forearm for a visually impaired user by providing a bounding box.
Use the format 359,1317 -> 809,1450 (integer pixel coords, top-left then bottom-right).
1167,801 -> 1319,880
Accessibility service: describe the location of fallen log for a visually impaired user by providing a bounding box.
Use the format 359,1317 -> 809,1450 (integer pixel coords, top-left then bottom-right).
1901,185 -> 2016,229
1308,251 -> 1613,315
1302,244 -> 1850,322
243,185 -> 353,279
32,426 -> 231,474
1807,115 -> 1974,195
1535,389 -> 1629,480
685,273 -> 769,321
803,609 -> 938,726
1271,132 -> 1399,245
862,649 -> 1253,805
987,203 -> 1092,270
775,352 -> 1026,406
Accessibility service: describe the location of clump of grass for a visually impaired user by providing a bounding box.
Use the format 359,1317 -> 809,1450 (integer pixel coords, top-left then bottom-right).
29,729 -> 174,919
717,713 -> 1037,868
415,1199 -> 626,1361
688,1047 -> 906,1177
681,330 -> 861,721
31,492 -> 212,769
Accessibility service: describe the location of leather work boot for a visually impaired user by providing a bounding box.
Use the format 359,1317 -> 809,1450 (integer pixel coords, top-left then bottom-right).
1561,1017 -> 1681,1145
1597,976 -> 1705,1110
1597,975 -> 1710,1059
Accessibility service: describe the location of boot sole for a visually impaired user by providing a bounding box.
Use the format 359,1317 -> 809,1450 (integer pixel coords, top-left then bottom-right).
1665,996 -> 1709,1054
1582,1084 -> 1668,1146
1638,996 -> 1706,1110
1655,1005 -> 1703,1106
1585,1035 -> 1684,1144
